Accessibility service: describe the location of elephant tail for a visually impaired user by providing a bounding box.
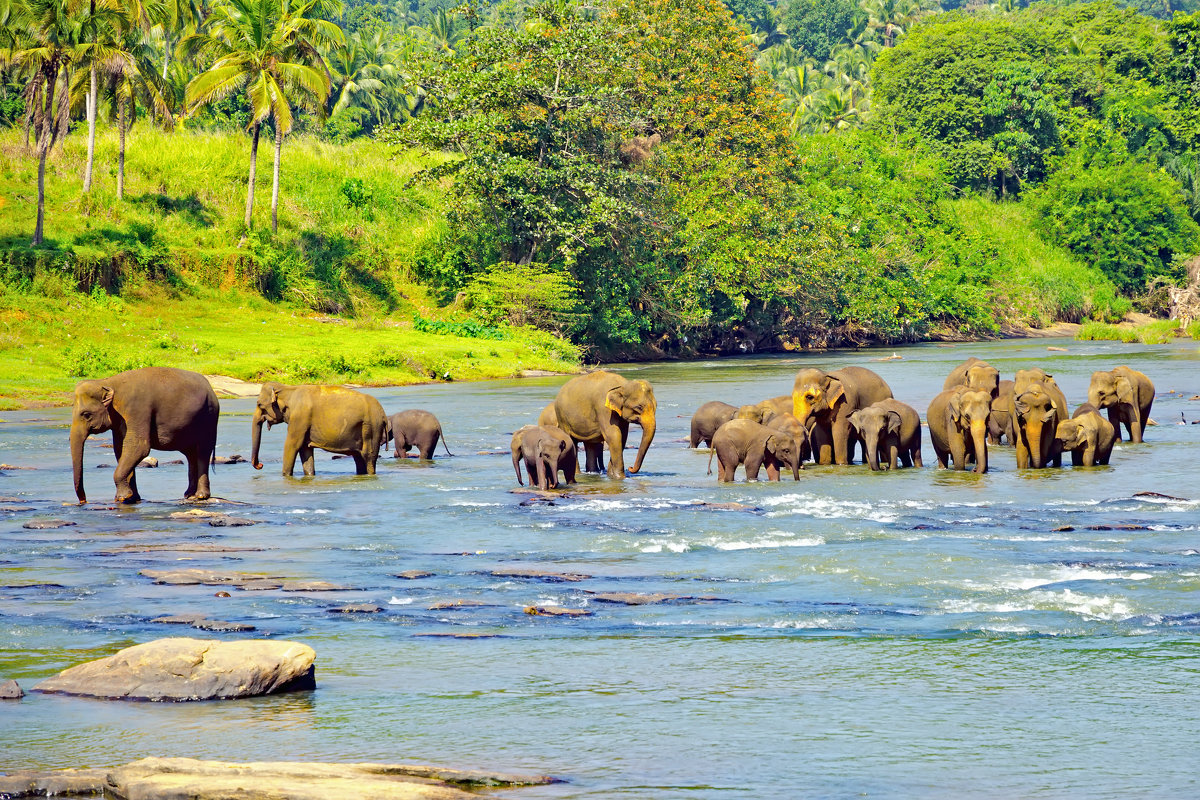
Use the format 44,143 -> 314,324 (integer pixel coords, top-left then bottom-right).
439,427 -> 453,457
707,445 -> 716,475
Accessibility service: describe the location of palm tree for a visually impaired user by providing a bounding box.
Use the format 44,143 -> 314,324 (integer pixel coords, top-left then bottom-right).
186,0 -> 341,239
99,27 -> 173,197
17,0 -> 86,244
418,7 -> 462,54
327,28 -> 393,129
156,0 -> 202,79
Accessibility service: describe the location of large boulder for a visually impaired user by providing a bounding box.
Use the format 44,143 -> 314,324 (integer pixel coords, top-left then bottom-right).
33,638 -> 315,701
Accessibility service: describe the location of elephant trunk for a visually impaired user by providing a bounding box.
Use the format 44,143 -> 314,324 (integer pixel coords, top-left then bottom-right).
1025,419 -> 1045,468
790,448 -> 801,481
537,455 -> 549,490
1087,387 -> 1104,410
863,431 -> 881,471
70,422 -> 88,503
251,407 -> 265,470
792,396 -> 811,425
970,419 -> 988,474
629,409 -> 656,474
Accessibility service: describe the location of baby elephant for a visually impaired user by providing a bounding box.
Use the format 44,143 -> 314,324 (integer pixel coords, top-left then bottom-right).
388,409 -> 451,459
511,425 -> 577,489
708,419 -> 804,482
1054,403 -> 1117,467
848,399 -> 922,471
690,401 -> 737,448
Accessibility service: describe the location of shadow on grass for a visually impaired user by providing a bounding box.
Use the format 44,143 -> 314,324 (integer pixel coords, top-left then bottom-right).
130,192 -> 215,227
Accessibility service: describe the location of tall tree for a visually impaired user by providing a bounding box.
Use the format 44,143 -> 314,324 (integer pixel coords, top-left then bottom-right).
101,27 -> 174,197
186,0 -> 340,239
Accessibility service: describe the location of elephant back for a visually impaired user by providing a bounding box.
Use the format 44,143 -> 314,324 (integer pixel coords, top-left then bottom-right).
830,366 -> 894,408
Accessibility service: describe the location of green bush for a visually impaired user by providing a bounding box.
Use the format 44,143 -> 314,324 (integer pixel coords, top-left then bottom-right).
462,262 -> 582,335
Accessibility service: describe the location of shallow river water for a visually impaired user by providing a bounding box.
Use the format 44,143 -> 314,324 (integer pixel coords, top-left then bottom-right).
2,337 -> 1200,798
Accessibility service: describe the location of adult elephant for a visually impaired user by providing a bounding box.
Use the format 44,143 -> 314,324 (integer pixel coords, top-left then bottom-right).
735,396 -> 792,425
70,367 -> 219,504
943,357 -> 1001,398
988,379 -> 1015,445
1010,369 -> 1068,469
251,383 -> 388,476
792,366 -> 893,465
927,386 -> 991,473
551,371 -> 656,479
1088,366 -> 1154,443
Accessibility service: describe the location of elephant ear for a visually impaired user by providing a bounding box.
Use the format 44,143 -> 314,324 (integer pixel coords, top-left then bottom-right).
886,411 -> 902,435
605,385 -> 632,418
265,386 -> 278,407
847,410 -> 863,430
101,386 -> 115,408
558,438 -> 567,452
1115,377 -> 1135,405
948,392 -> 964,422
764,434 -> 779,454
826,378 -> 846,407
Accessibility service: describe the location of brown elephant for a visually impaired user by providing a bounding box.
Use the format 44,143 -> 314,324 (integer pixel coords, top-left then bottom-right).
707,419 -> 804,482
1053,403 -> 1117,467
251,383 -> 389,476
550,371 -> 656,479
70,367 -> 219,504
988,379 -> 1015,445
763,412 -> 814,465
511,425 -> 577,489
848,399 -> 923,471
388,409 -> 451,460
690,401 -> 737,448
1087,366 -> 1154,443
792,366 -> 893,465
943,357 -> 1001,399
1010,369 -> 1068,469
927,386 -> 991,473
735,396 -> 793,425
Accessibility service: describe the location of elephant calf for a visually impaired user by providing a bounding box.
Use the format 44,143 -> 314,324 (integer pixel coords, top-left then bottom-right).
928,386 -> 992,474
708,419 -> 804,482
251,383 -> 389,476
388,409 -> 451,460
690,401 -> 737,448
511,425 -> 577,490
1054,404 -> 1117,467
848,399 -> 922,471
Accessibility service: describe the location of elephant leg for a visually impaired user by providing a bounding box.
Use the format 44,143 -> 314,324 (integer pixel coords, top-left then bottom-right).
584,442 -> 604,473
603,427 -> 626,479
299,446 -> 317,476
281,436 -> 301,476
811,424 -> 834,465
831,417 -> 853,466
352,453 -> 368,474
184,448 -> 200,498
112,436 -> 148,503
1015,435 -> 1030,469
744,454 -> 762,481
911,444 -> 923,469
949,434 -> 967,471
184,448 -> 212,501
524,458 -> 539,486
763,457 -> 780,482
887,443 -> 900,471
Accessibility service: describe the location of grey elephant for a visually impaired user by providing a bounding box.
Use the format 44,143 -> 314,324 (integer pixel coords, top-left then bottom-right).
763,411 -> 813,465
1010,369 -> 1068,469
1053,403 -> 1117,467
690,401 -> 737,448
944,357 -> 1001,398
988,379 -> 1015,445
511,425 -> 577,489
707,419 -> 804,482
927,386 -> 992,473
551,371 -> 656,479
1088,366 -> 1154,443
735,395 -> 793,425
792,366 -> 893,465
848,399 -> 922,471
70,367 -> 219,504
388,409 -> 451,459
251,383 -> 389,476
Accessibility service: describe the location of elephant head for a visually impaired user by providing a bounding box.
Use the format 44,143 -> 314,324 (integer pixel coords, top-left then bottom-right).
1055,418 -> 1094,453
848,406 -> 901,471
949,388 -> 992,474
535,433 -> 568,489
251,382 -> 287,471
765,433 -> 803,480
604,379 -> 656,474
1013,383 -> 1059,468
1088,370 -> 1138,426
963,364 -> 1000,399
792,369 -> 844,425
70,380 -> 117,503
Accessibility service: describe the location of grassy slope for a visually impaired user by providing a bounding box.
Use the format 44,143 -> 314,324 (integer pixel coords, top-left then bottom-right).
0,125 -> 577,409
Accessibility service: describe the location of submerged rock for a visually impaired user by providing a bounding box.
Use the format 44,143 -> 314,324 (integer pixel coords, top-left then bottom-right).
22,519 -> 77,530
328,604 -> 385,614
586,592 -> 723,606
395,570 -> 434,580
524,606 -> 591,618
490,567 -> 591,583
151,614 -> 256,633
0,767 -> 106,798
0,678 -> 23,699
33,637 -> 315,701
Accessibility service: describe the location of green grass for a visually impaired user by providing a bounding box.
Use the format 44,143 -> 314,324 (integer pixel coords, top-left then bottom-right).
1187,320 -> 1200,340
947,197 -> 1131,327
1076,319 -> 1180,344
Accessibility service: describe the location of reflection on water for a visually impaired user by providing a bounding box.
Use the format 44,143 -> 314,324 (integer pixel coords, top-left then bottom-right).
2,337 -> 1200,798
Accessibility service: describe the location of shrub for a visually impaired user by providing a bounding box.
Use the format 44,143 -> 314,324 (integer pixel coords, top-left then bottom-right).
462,262 -> 582,336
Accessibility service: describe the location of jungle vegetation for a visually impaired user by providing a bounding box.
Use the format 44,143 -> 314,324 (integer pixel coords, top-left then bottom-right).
1,0 -> 1199,362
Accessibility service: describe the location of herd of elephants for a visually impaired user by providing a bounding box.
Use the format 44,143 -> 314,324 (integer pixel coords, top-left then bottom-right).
66,357 -> 1154,504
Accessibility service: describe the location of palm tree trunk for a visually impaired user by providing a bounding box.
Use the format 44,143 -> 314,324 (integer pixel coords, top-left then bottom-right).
83,66 -> 97,192
33,147 -> 47,246
271,122 -> 282,233
162,31 -> 171,80
117,94 -> 127,200
240,121 -> 260,247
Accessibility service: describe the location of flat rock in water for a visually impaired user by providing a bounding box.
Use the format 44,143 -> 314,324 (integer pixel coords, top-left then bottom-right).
168,509 -> 227,520
328,604 -> 385,614
151,614 -> 256,632
0,678 -> 23,699
0,768 -> 106,798
427,600 -> 494,610
0,505 -> 35,512
395,570 -> 434,580
213,454 -> 247,464
586,592 -> 722,606
140,568 -> 285,588
0,463 -> 34,470
238,579 -> 285,591
524,606 -> 592,618
138,457 -> 159,468
0,495 -> 27,502
207,516 -> 258,527
491,568 -> 591,582
1133,491 -> 1189,501
103,757 -> 560,799
22,519 -> 76,530
101,543 -> 268,555
33,638 -> 315,701
280,581 -> 352,592
413,632 -> 502,639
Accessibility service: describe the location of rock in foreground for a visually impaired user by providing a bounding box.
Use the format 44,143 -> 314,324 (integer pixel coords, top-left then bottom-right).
33,638 -> 315,701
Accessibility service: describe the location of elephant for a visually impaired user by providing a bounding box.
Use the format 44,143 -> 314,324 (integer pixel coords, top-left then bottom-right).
1010,369 -> 1068,469
1053,403 -> 1117,467
511,425 -> 577,489
792,366 -> 893,465
927,386 -> 991,473
848,399 -> 923,471
70,367 -> 219,504
1087,366 -> 1154,443
690,401 -> 738,448
388,409 -> 451,460
251,383 -> 389,476
943,357 -> 1001,399
550,371 -> 656,479
735,395 -> 793,425
988,379 -> 1015,445
763,412 -> 813,465
707,419 -> 804,482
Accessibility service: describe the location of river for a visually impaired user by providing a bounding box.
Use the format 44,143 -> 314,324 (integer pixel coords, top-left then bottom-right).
2,337 -> 1199,798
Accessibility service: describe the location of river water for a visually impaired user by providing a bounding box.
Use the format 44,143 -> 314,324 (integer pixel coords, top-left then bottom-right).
2,337 -> 1199,798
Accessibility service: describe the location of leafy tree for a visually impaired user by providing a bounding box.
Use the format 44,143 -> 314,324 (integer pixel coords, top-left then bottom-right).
780,0 -> 855,62
980,62 -> 1059,195
100,27 -> 174,198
